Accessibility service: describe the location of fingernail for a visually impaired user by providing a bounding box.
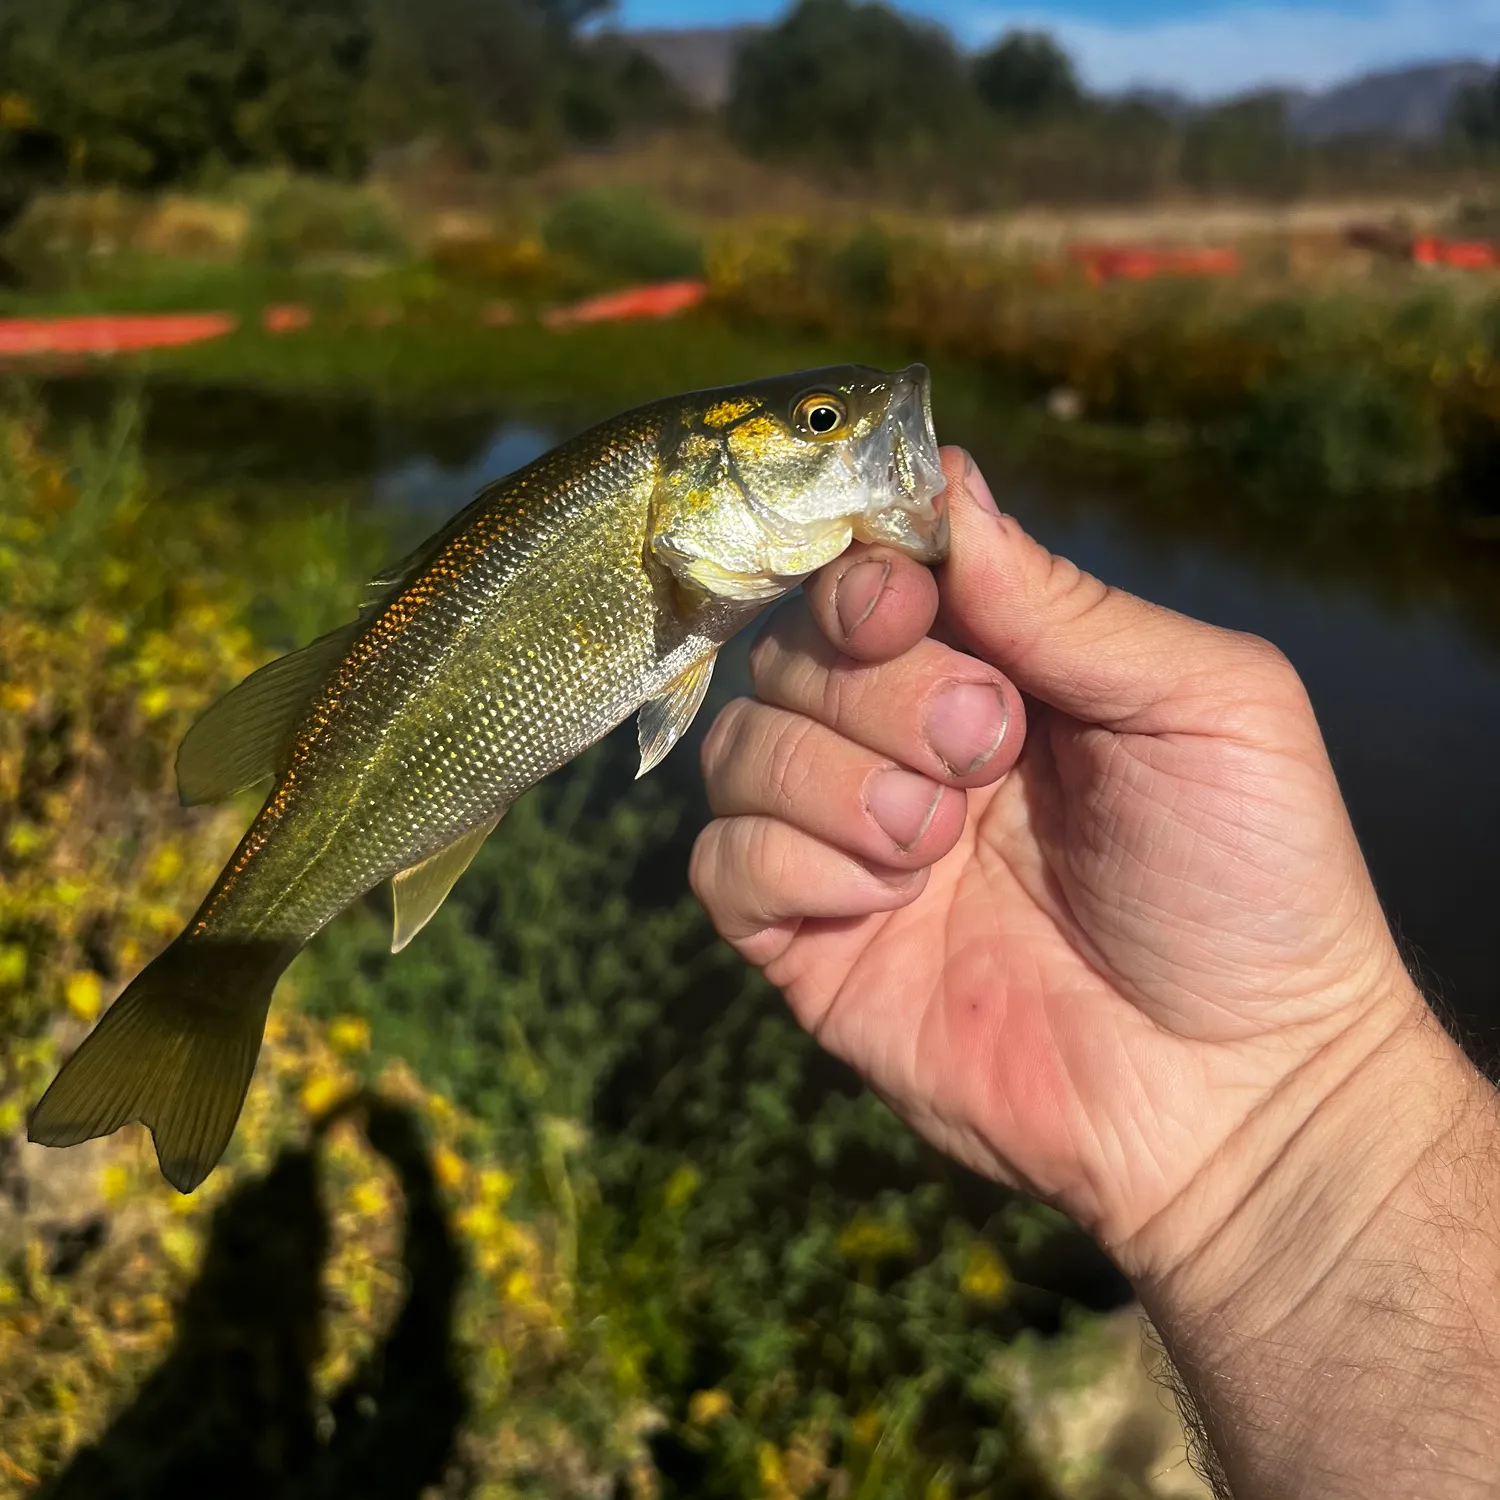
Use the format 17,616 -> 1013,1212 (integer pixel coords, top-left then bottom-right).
925,682 -> 1009,775
865,768 -> 943,851
962,451 -> 999,514
834,558 -> 890,640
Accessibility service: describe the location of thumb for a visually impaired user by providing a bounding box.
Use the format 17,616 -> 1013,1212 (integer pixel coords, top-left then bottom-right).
937,449 -> 1293,737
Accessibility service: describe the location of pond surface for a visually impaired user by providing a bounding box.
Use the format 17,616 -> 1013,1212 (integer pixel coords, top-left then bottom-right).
43,375 -> 1500,1053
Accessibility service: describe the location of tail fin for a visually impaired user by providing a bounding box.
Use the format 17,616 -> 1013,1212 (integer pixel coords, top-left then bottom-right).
28,937 -> 297,1193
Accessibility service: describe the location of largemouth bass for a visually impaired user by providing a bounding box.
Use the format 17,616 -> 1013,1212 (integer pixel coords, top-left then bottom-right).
29,364 -> 946,1192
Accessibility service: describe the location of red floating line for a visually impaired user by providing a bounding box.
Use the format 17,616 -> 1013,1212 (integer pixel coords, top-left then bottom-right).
1066,244 -> 1241,283
0,313 -> 238,356
261,303 -> 312,334
545,279 -> 707,328
1412,236 -> 1500,270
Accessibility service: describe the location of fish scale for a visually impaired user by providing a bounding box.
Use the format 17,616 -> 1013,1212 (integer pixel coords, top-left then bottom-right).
200,405 -> 685,944
29,363 -> 947,1192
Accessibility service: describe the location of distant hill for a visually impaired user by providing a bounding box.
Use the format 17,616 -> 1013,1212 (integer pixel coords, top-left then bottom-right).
623,26 -> 1495,142
1286,59 -> 1493,141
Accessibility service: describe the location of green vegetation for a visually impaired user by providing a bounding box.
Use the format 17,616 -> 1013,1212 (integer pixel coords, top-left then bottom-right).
971,32 -> 1083,125
0,389 -> 1137,1497
541,188 -> 704,284
707,219 -> 1500,512
721,0 -> 1484,204
1451,70 -> 1500,153
2,0 -> 1493,233
0,0 -> 687,235
726,0 -> 984,183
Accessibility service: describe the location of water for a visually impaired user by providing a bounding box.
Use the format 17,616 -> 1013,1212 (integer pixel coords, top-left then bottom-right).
370,412 -> 1500,1053
998,479 -> 1500,1053
44,377 -> 1500,1049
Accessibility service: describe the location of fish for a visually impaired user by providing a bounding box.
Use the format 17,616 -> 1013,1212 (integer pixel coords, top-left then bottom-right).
28,363 -> 947,1193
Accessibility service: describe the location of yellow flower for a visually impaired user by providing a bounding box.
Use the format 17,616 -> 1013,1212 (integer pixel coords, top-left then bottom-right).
756,1443 -> 787,1494
432,1145 -> 466,1189
663,1163 -> 701,1210
687,1388 -> 732,1426
99,1165 -> 131,1203
0,946 -> 26,987
836,1214 -> 914,1265
349,1180 -> 386,1217
477,1167 -> 513,1206
64,972 -> 102,1022
327,1015 -> 371,1054
160,1224 -> 199,1270
300,1072 -> 343,1117
146,845 -> 182,885
138,686 -> 172,718
850,1408 -> 882,1450
0,94 -> 35,129
959,1240 -> 1010,1305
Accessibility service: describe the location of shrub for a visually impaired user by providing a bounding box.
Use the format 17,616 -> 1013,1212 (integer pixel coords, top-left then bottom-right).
541,188 -> 703,284
1226,364 -> 1447,502
233,171 -> 408,269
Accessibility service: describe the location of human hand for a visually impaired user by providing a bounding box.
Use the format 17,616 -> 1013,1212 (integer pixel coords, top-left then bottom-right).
691,447 -> 1440,1284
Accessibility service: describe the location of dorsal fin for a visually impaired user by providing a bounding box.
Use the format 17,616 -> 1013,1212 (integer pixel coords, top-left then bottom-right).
176,622 -> 357,806
362,482 -> 502,606
390,814 -> 503,953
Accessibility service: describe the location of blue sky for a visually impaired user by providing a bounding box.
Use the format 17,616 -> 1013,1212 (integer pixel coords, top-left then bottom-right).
616,0 -> 1500,98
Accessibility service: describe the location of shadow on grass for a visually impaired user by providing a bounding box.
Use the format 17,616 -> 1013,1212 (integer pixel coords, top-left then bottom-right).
42,1096 -> 467,1500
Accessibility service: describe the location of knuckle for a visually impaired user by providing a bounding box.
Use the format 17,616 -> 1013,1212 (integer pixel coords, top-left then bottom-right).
817,659 -> 856,728
699,696 -> 752,781
764,713 -> 819,811
747,818 -> 801,908
687,823 -> 723,908
1227,630 -> 1305,697
747,623 -> 781,684
1040,551 -> 1111,624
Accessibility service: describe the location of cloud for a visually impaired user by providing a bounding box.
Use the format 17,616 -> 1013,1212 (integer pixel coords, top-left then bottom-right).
963,0 -> 1500,98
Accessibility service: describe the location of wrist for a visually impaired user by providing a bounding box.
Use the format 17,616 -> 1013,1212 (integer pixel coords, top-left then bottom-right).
1130,978 -> 1500,1495
1134,971 -> 1481,1308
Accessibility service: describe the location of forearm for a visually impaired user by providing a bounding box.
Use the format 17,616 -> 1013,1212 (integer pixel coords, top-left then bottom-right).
1137,992 -> 1500,1499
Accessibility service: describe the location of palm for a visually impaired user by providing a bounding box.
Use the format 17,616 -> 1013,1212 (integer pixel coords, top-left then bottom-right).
763,701 -> 1389,1247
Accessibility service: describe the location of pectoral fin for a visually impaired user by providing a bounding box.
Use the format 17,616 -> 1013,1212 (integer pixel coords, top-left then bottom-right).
176,623 -> 357,805
638,655 -> 716,779
390,814 -> 502,954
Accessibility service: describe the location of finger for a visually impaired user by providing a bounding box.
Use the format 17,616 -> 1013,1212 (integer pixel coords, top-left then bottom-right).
749,603 -> 1023,787
939,448 -> 1302,737
800,541 -> 939,664
702,699 -> 967,867
689,814 -> 927,952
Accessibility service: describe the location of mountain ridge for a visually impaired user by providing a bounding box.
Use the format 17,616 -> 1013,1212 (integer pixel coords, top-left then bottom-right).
619,25 -> 1495,140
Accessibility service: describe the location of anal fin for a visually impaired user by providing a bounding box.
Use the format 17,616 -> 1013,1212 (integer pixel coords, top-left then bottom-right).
638,654 -> 716,779
391,814 -> 502,954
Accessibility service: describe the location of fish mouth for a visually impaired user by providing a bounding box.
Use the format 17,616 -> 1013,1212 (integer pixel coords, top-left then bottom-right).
873,365 -> 948,564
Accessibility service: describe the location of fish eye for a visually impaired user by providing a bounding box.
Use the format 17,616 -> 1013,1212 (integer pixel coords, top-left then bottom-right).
793,393 -> 848,438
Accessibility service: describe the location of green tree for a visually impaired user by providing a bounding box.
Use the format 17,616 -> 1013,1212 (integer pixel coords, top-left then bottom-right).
1180,90 -> 1307,197
1450,69 -> 1500,150
972,29 -> 1083,123
725,0 -> 981,178
0,0 -> 372,187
